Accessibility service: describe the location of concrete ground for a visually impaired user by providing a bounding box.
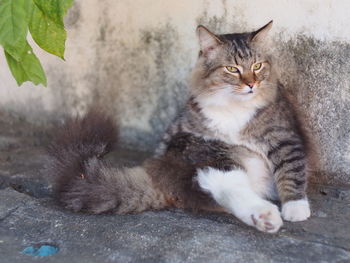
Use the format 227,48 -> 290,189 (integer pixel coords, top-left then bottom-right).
0,115 -> 349,263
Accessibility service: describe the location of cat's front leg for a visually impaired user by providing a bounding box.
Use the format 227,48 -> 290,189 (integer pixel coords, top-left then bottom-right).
196,167 -> 283,233
267,139 -> 311,222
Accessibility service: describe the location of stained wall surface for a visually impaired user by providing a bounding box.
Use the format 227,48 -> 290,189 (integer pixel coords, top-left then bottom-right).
0,0 -> 349,185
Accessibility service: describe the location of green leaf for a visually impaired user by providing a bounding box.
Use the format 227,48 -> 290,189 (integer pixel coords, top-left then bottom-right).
24,0 -> 35,23
4,41 -> 47,86
29,4 -> 66,59
0,0 -> 73,87
33,0 -> 74,26
0,0 -> 28,45
29,0 -> 74,58
0,0 -> 35,61
3,40 -> 27,61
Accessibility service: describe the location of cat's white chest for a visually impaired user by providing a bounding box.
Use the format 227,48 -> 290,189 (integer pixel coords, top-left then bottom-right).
201,105 -> 256,145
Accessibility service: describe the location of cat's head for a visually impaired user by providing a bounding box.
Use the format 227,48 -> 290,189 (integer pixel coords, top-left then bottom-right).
191,21 -> 276,107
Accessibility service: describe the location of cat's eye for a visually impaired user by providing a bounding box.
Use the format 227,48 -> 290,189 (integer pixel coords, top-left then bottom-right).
225,66 -> 240,73
253,63 -> 262,71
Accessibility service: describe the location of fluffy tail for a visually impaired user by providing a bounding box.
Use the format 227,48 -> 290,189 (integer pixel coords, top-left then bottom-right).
47,109 -> 167,214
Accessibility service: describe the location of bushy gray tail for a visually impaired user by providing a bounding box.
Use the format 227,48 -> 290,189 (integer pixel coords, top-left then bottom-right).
47,109 -> 166,214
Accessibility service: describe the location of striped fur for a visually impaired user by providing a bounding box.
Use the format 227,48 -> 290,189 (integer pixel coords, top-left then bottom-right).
49,21 -> 311,233
157,21 -> 311,228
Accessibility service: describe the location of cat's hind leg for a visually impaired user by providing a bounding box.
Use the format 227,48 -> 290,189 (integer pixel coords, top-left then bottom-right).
197,167 -> 283,233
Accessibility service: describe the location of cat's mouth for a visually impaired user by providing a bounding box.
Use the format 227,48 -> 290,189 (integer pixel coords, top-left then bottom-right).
240,91 -> 254,95
233,91 -> 256,101
234,86 -> 256,96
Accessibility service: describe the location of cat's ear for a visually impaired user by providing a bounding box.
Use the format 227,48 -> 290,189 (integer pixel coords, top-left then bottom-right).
196,25 -> 222,54
250,20 -> 273,43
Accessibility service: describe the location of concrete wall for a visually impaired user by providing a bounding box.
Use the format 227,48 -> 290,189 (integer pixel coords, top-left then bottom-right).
0,0 -> 349,185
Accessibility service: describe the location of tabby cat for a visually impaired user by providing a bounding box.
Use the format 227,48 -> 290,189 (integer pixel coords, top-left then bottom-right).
48,21 -> 311,233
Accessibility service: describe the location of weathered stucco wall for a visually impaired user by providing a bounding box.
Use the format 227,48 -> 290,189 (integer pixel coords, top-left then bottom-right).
0,0 -> 349,185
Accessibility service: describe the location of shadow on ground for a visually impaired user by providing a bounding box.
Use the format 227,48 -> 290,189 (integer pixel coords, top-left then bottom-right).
0,114 -> 349,263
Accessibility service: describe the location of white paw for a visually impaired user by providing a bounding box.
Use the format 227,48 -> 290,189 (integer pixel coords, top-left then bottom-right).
250,201 -> 283,233
282,199 -> 311,222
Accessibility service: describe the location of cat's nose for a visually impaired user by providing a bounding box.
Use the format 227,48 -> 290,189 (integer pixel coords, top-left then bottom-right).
247,82 -> 255,88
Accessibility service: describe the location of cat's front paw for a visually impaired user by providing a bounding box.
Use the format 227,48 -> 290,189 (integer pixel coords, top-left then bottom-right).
250,201 -> 283,233
282,199 -> 310,222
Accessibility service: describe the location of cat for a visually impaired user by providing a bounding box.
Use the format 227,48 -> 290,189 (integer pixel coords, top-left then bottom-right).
48,21 -> 311,233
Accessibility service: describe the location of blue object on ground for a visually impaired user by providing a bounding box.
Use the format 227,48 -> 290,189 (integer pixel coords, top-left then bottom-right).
22,245 -> 59,256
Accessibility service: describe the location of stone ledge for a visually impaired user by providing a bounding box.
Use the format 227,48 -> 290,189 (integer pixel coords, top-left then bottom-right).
0,118 -> 349,262
0,144 -> 349,262
0,187 -> 349,263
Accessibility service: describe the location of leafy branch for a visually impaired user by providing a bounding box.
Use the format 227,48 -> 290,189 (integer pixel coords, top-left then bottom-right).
0,0 -> 74,86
